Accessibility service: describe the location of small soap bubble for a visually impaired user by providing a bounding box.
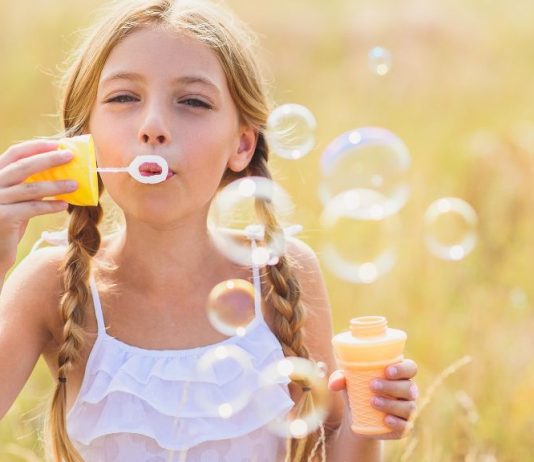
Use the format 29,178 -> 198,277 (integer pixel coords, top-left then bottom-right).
316,361 -> 328,379
319,127 -> 411,217
207,279 -> 256,337
218,403 -> 234,419
319,189 -> 400,284
509,287 -> 529,310
289,419 -> 308,438
195,345 -> 253,416
266,104 -> 317,160
368,46 -> 392,76
424,197 -> 478,261
258,357 -> 330,439
209,177 -> 295,267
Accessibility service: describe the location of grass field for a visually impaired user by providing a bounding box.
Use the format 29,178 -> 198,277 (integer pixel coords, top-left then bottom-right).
1,0 -> 534,460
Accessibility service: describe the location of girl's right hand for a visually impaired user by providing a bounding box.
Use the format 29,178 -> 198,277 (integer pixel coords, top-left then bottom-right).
0,139 -> 79,273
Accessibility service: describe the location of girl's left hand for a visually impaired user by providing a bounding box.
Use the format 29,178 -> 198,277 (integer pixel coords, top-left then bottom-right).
328,359 -> 418,440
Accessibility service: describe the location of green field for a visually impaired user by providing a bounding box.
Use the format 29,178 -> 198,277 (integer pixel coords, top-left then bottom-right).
1,0 -> 534,460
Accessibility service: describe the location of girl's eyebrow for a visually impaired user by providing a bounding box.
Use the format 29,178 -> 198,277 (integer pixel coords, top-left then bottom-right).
100,71 -> 221,93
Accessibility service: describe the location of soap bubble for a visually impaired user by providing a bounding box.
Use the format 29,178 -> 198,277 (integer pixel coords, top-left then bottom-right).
266,104 -> 317,160
319,127 -> 411,217
319,189 -> 400,284
424,197 -> 478,261
368,47 -> 392,76
195,345 -> 253,418
207,279 -> 257,337
208,177 -> 295,267
509,287 -> 529,310
258,357 -> 330,439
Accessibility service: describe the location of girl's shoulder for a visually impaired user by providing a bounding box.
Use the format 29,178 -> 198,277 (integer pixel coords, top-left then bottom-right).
0,245 -> 67,357
283,237 -> 346,434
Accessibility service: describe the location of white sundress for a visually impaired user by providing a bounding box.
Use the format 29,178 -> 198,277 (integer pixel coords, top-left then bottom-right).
33,231 -> 295,462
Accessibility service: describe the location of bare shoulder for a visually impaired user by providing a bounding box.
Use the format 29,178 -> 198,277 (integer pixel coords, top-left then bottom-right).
284,237 -> 345,433
1,246 -> 66,344
283,236 -> 335,352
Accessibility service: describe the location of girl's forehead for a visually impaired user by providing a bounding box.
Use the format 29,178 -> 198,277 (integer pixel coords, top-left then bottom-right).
101,26 -> 227,88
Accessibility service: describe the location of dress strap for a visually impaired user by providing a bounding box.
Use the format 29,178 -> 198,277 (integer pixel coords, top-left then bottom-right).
88,273 -> 106,335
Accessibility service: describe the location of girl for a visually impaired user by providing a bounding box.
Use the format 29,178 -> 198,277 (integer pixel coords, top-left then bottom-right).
0,0 -> 418,461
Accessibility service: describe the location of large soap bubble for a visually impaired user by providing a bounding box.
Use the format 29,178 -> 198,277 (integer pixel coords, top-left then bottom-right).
194,345 -> 254,418
258,357 -> 330,439
265,104 -> 317,160
319,189 -> 400,284
424,197 -> 478,261
206,279 -> 256,338
208,177 -> 297,267
319,127 -> 411,217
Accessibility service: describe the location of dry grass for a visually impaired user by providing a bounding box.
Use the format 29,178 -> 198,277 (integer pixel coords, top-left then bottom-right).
1,0 -> 534,460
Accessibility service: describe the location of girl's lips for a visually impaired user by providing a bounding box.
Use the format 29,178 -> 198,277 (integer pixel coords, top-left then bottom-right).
138,161 -> 175,180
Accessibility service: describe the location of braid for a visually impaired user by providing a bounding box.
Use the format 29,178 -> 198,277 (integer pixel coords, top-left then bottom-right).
45,177 -> 104,462
246,142 -> 325,461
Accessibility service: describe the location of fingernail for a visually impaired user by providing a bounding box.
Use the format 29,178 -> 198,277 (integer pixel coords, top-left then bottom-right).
410,383 -> 419,400
59,150 -> 74,160
63,180 -> 78,191
387,366 -> 397,378
371,380 -> 383,391
385,415 -> 396,426
373,397 -> 384,407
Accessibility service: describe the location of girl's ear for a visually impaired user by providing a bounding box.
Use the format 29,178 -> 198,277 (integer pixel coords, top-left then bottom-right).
227,125 -> 258,173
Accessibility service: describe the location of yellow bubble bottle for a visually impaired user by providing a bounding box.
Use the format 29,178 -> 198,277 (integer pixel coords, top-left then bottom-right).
332,315 -> 407,435
25,134 -> 99,206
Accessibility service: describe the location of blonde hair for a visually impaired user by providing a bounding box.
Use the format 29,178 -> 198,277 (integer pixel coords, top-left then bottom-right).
46,1 -> 324,461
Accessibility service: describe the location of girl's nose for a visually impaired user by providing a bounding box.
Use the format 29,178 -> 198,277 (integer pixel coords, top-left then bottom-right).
138,104 -> 172,146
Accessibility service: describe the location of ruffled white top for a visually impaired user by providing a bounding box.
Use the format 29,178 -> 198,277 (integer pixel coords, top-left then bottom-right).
64,253 -> 294,462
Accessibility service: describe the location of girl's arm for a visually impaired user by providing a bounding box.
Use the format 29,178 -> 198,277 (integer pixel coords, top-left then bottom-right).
0,247 -> 63,419
326,419 -> 383,462
286,237 -> 417,461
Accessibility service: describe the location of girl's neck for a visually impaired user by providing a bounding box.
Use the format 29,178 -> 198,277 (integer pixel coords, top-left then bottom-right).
104,216 -> 227,294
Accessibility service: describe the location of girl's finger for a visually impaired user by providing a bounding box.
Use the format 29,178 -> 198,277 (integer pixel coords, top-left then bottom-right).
327,369 -> 346,391
0,201 -> 69,223
0,139 -> 60,170
384,359 -> 418,380
370,379 -> 418,401
0,180 -> 78,204
384,414 -> 409,434
0,150 -> 74,188
371,396 -> 417,420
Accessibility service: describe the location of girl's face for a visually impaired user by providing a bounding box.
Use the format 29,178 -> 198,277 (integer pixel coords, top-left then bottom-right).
89,26 -> 256,225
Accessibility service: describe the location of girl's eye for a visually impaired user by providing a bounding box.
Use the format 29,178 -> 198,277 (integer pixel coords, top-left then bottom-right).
106,94 -> 137,103
105,95 -> 211,109
181,98 -> 212,109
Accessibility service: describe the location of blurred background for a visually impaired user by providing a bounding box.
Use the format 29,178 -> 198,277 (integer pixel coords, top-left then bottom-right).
1,0 -> 534,460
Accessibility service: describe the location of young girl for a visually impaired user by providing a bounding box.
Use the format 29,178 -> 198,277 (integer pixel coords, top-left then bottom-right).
0,1 -> 418,461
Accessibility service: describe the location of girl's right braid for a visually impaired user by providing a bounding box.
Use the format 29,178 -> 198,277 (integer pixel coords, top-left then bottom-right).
246,145 -> 325,461
46,179 -> 104,462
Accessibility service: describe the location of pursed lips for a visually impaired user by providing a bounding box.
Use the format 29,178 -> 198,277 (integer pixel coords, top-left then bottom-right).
138,162 -> 176,179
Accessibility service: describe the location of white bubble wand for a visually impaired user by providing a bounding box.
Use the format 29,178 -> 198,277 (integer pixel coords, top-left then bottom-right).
95,155 -> 169,184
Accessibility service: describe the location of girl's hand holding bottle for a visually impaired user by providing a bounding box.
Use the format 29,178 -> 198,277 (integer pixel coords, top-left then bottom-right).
0,140 -> 78,275
328,358 -> 418,440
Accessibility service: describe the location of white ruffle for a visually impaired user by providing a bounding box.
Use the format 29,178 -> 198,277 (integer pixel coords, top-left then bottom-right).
67,321 -> 294,451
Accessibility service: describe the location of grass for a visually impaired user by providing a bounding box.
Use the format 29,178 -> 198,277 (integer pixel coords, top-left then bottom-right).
1,0 -> 534,460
